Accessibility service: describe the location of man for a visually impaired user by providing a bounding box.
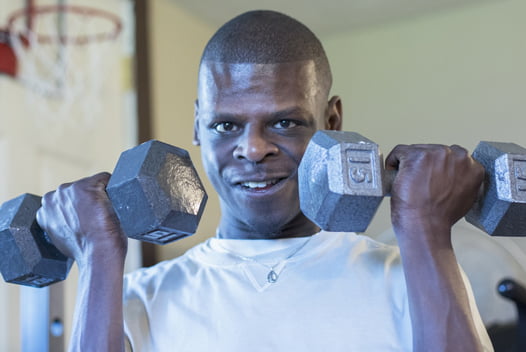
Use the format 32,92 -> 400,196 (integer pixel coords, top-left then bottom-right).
37,10 -> 493,351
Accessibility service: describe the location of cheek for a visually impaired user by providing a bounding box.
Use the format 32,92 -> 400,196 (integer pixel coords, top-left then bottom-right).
278,142 -> 310,169
200,139 -> 231,176
201,147 -> 219,173
201,151 -> 224,193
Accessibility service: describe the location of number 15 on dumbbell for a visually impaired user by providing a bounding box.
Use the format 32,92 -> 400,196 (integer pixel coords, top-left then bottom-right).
299,130 -> 526,236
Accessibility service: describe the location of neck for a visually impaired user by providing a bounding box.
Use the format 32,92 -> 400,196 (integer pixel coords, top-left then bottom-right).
217,214 -> 320,240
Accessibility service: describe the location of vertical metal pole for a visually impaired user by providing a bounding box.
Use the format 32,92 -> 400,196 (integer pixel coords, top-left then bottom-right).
20,286 -> 48,352
49,283 -> 65,351
135,0 -> 156,267
20,283 -> 65,352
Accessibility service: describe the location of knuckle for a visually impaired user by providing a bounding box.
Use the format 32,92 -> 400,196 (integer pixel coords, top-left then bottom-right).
92,171 -> 111,181
95,172 -> 112,188
35,207 -> 45,225
450,144 -> 469,157
84,172 -> 111,191
100,171 -> 112,180
68,183 -> 82,199
388,144 -> 409,156
57,182 -> 72,193
433,144 -> 449,156
41,190 -> 55,206
393,144 -> 409,150
93,171 -> 111,181
450,143 -> 467,151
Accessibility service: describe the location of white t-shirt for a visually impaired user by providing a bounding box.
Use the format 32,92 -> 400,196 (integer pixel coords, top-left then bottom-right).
123,231 -> 493,351
375,220 -> 526,327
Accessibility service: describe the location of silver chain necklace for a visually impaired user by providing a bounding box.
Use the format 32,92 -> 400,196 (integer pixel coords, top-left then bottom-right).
214,236 -> 313,284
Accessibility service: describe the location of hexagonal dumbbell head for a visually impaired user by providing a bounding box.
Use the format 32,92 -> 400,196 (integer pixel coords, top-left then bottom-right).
0,193 -> 73,287
465,141 -> 526,236
299,131 -> 388,232
107,140 -> 208,244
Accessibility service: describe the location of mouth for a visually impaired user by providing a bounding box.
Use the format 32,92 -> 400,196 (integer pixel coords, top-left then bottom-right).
237,177 -> 287,191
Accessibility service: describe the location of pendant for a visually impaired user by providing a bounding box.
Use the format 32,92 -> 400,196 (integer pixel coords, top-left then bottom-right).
267,270 -> 279,283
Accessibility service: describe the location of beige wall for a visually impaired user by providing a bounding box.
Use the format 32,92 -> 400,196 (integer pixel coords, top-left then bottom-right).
0,0 -> 137,349
323,0 -> 526,235
151,0 -> 526,259
149,0 -> 217,260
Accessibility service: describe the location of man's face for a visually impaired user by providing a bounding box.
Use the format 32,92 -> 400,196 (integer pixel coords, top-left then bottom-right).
194,61 -> 340,238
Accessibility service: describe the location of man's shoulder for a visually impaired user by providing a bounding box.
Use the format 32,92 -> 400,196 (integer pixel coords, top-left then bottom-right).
123,238 -> 211,294
313,231 -> 403,273
325,231 -> 400,256
313,232 -> 407,301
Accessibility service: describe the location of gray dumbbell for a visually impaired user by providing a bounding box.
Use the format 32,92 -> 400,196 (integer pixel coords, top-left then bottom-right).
0,193 -> 73,288
0,140 -> 208,287
299,130 -> 526,236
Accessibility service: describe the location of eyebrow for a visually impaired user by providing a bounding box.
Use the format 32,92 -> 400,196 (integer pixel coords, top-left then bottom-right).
272,107 -> 314,121
208,107 -> 315,124
207,112 -> 239,121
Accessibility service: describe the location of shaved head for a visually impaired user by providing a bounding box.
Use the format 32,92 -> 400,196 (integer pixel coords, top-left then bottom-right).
200,10 -> 332,94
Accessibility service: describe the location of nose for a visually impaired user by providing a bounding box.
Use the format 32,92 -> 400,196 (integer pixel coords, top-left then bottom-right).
233,127 -> 279,163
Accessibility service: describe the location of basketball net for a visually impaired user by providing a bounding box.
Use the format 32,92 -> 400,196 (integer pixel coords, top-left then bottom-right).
7,5 -> 122,131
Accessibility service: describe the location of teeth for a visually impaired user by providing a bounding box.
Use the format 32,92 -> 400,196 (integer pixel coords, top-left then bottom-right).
242,179 -> 279,189
243,181 -> 269,189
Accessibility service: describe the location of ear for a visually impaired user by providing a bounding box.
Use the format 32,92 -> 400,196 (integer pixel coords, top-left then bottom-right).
193,99 -> 201,146
326,96 -> 343,131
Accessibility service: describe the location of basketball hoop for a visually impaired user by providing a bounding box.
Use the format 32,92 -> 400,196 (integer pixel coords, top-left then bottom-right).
5,3 -> 123,130
7,5 -> 122,46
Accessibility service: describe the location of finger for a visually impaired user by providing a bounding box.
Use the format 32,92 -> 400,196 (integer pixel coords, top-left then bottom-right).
35,204 -> 47,230
385,143 -> 465,169
448,144 -> 469,158
38,181 -> 77,231
76,172 -> 112,194
86,171 -> 111,185
37,189 -> 58,229
385,144 -> 409,170
449,144 -> 468,152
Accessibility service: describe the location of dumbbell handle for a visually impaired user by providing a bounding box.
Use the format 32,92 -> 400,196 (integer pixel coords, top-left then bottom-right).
381,169 -> 397,196
380,168 -> 485,200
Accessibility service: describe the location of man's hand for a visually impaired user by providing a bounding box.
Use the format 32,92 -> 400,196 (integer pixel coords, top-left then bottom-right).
386,144 -> 484,243
36,172 -> 128,266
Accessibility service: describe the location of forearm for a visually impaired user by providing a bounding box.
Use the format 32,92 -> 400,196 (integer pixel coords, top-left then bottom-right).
68,255 -> 126,352
396,220 -> 484,352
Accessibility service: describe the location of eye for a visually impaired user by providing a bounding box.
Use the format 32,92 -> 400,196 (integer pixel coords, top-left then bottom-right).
213,122 -> 239,133
273,120 -> 298,129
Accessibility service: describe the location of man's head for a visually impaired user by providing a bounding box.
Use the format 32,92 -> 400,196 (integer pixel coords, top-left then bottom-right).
194,10 -> 342,239
199,10 -> 333,96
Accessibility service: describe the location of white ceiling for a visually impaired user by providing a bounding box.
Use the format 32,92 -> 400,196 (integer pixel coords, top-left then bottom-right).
173,0 -> 498,36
